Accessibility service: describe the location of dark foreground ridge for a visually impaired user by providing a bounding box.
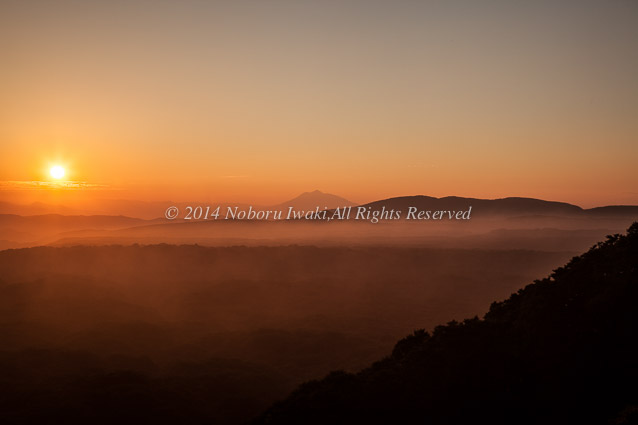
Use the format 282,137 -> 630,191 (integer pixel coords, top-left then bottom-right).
255,223 -> 638,425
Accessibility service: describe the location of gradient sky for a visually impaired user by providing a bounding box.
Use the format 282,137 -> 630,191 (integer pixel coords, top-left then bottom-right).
1,0 -> 636,207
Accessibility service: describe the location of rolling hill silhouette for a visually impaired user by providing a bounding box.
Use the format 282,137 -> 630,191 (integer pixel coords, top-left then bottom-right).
0,213 -> 160,248
360,195 -> 638,218
373,195 -> 582,216
0,213 -> 153,230
255,223 -> 638,425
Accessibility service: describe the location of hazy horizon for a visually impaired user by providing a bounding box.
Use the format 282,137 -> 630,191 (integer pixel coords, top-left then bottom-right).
2,189 -> 638,220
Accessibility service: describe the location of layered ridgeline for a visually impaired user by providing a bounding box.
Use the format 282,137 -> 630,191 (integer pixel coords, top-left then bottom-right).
359,195 -> 638,218
256,223 -> 638,425
2,194 -> 637,250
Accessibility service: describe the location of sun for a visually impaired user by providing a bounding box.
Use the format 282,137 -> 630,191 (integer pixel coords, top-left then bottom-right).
50,165 -> 65,179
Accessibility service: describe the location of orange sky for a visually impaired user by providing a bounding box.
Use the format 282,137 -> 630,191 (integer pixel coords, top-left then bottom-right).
1,1 -> 637,208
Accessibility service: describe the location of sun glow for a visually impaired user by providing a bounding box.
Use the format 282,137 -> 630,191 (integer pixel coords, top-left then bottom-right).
50,165 -> 65,179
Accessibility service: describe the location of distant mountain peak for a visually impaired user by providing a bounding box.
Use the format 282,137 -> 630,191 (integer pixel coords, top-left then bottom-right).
274,190 -> 354,210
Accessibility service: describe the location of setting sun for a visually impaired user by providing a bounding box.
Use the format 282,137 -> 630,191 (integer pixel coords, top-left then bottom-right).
50,165 -> 65,179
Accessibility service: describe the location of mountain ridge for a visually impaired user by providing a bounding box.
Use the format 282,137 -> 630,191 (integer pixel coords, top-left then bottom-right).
2,194 -> 637,220
359,195 -> 638,217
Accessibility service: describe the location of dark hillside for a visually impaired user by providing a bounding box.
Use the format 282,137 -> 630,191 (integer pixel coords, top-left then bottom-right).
256,223 -> 638,425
